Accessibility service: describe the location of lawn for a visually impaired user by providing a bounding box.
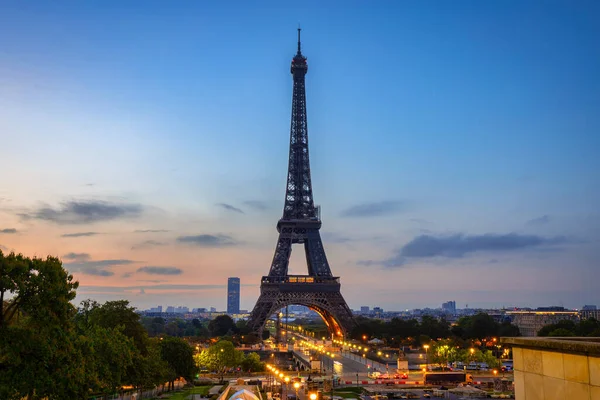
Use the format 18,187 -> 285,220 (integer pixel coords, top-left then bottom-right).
162,385 -> 213,400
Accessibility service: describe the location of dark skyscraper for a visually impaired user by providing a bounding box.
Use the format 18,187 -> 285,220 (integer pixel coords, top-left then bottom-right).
227,277 -> 240,314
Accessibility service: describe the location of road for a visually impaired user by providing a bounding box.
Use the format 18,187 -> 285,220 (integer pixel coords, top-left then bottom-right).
287,333 -> 512,385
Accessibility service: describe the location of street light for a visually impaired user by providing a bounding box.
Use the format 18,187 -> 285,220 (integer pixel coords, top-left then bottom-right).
469,347 -> 475,370
309,393 -> 317,400
293,382 -> 300,399
423,345 -> 430,372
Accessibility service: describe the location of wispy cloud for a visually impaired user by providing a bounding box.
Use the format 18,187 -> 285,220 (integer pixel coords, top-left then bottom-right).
134,229 -> 170,233
20,200 -> 143,224
62,252 -> 91,262
137,266 -> 183,275
64,259 -> 135,277
61,231 -> 100,238
0,244 -> 8,251
0,228 -> 17,234
216,203 -> 244,214
321,232 -> 353,243
243,200 -> 269,211
382,233 -> 568,267
177,234 -> 238,247
340,201 -> 408,218
131,240 -> 167,250
78,283 -> 225,293
526,215 -> 551,226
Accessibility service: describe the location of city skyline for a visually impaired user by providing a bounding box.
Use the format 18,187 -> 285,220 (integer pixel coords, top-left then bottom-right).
1,2 -> 599,311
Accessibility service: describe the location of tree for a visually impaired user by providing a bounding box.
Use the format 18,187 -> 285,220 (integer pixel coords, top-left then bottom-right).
160,336 -> 196,390
429,340 -> 458,369
195,340 -> 243,381
0,252 -> 84,400
240,352 -> 265,372
86,325 -> 136,399
538,320 -> 577,336
209,315 -> 237,337
89,300 -> 148,353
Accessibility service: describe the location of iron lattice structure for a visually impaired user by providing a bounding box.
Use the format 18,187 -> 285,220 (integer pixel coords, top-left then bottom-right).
248,30 -> 355,338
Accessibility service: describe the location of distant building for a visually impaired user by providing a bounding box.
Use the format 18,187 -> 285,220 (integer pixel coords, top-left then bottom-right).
506,309 -> 579,336
210,307 -> 216,312
373,307 -> 383,316
227,277 -> 240,314
580,306 -> 600,320
360,306 -> 370,314
166,306 -> 175,313
442,301 -> 456,314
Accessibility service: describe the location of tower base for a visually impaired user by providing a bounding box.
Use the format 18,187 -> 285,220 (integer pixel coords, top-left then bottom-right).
248,278 -> 355,338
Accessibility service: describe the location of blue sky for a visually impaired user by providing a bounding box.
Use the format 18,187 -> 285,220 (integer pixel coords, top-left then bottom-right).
0,1 -> 599,312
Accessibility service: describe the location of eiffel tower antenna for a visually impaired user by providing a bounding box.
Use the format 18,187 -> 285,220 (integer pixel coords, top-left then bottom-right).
297,25 -> 302,54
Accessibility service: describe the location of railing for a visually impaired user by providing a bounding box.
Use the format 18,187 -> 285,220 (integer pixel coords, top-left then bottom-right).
261,276 -> 340,284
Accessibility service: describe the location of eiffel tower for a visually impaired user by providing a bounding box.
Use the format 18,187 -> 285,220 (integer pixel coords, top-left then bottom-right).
248,29 -> 355,338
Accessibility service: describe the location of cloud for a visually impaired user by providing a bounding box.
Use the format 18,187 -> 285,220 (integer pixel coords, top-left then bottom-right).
0,228 -> 17,234
61,232 -> 100,238
243,200 -> 269,211
0,244 -> 8,251
356,260 -> 376,267
122,272 -> 133,278
321,232 -> 352,243
137,266 -> 183,275
77,283 -> 225,293
526,215 -> 551,226
62,252 -> 91,262
85,269 -> 115,277
64,259 -> 135,277
409,218 -> 431,225
177,234 -> 238,247
382,233 -> 568,267
340,201 -> 408,218
216,203 -> 244,214
131,240 -> 167,250
134,229 -> 170,233
20,200 -> 143,224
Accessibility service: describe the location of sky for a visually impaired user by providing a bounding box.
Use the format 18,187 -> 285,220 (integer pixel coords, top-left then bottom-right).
1,1 -> 599,313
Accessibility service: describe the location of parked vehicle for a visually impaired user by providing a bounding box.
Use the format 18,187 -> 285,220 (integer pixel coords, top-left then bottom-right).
424,372 -> 473,384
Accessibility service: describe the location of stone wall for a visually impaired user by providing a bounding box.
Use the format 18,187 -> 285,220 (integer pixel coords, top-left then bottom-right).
501,337 -> 600,400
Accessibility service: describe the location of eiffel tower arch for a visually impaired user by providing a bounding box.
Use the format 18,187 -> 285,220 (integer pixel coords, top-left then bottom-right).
248,30 -> 355,338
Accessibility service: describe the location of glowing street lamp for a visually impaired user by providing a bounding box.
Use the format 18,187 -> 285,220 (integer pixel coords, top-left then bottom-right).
423,344 -> 430,371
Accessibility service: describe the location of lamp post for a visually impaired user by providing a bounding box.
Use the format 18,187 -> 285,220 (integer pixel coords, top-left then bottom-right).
423,345 -> 430,372
293,382 -> 300,400
284,376 -> 290,400
469,347 -> 475,370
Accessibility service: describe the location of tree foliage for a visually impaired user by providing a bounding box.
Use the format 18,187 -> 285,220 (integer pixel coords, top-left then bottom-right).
0,249 -> 198,399
348,313 -> 518,345
0,252 -> 83,400
209,315 -> 237,336
160,336 -> 196,388
538,318 -> 600,337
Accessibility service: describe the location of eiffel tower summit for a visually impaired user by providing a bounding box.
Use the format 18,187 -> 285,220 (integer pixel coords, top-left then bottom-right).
248,29 -> 355,338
